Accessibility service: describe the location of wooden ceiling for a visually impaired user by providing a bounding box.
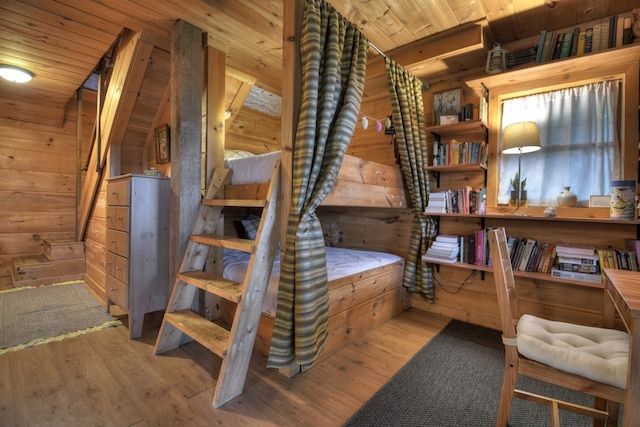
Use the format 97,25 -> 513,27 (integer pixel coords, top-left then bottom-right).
0,0 -> 637,123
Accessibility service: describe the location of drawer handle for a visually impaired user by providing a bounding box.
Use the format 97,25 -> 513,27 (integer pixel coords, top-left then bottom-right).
110,287 -> 116,291
111,191 -> 118,195
116,216 -> 123,220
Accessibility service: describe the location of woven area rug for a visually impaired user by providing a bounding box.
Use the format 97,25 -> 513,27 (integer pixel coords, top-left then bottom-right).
0,281 -> 121,354
345,319 -> 623,427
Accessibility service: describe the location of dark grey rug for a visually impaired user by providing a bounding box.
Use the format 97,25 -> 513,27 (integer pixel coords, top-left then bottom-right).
0,281 -> 121,354
345,319 -> 623,426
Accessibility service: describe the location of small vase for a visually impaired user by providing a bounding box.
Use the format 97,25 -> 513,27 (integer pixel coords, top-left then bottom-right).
557,186 -> 577,207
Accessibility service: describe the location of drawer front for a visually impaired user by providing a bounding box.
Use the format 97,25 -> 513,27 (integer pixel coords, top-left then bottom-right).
106,229 -> 129,258
105,251 -> 128,283
106,274 -> 128,310
106,206 -> 129,232
107,180 -> 130,206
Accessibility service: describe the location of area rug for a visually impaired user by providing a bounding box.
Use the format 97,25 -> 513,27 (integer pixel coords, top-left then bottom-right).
344,319 -> 623,427
0,281 -> 121,354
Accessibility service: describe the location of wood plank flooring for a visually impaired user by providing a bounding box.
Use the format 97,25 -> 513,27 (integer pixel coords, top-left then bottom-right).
0,291 -> 450,426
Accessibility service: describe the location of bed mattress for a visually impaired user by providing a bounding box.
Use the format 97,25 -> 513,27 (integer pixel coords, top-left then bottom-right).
223,246 -> 402,316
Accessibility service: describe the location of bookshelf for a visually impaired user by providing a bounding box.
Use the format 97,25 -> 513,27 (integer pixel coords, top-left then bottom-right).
417,41 -> 640,333
423,212 -> 640,290
501,11 -> 636,70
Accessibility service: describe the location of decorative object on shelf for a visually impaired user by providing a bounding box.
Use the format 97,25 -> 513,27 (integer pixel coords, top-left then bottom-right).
610,180 -> 636,220
543,206 -> 557,217
509,171 -> 527,206
502,122 -> 541,213
155,124 -> 170,164
631,8 -> 640,43
589,195 -> 610,207
433,88 -> 462,125
439,115 -> 459,125
486,43 -> 507,74
557,186 -> 577,207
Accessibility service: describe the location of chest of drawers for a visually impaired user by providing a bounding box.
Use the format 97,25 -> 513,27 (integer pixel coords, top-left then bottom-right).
105,174 -> 170,339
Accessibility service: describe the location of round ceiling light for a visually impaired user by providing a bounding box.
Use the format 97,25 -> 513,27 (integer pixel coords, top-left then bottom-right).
0,65 -> 34,83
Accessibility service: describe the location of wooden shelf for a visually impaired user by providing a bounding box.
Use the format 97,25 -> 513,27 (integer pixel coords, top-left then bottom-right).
424,212 -> 640,225
425,120 -> 487,139
422,259 -> 605,289
424,164 -> 487,172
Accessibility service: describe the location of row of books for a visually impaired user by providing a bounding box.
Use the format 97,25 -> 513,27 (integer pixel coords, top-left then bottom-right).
425,188 -> 487,215
422,230 -> 492,267
431,139 -> 488,167
509,238 -> 557,274
534,13 -> 634,64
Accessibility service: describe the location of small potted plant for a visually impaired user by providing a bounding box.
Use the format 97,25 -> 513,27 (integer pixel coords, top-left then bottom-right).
510,171 -> 527,206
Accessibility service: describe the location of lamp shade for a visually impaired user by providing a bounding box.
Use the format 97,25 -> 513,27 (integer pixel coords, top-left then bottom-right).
502,121 -> 541,154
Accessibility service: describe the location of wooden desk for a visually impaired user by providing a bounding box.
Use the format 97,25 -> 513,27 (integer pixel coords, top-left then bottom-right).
603,268 -> 640,426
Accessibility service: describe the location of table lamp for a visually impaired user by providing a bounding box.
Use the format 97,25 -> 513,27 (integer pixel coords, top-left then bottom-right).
502,121 -> 541,213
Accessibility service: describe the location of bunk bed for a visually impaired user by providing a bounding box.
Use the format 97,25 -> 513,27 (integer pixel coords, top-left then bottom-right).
220,150 -> 411,364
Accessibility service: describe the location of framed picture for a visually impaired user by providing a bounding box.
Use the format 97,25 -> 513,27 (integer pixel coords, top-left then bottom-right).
433,88 -> 462,125
155,124 -> 170,164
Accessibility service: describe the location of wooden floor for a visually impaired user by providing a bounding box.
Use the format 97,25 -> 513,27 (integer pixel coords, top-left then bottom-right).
0,288 -> 451,427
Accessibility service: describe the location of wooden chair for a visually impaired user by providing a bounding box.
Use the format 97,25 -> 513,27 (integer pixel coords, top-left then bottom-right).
487,227 -> 628,427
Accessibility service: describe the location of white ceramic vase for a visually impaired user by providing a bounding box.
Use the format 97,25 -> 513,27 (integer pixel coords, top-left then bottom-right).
557,186 -> 577,207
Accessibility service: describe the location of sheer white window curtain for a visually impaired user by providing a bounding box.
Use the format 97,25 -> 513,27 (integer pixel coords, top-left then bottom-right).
498,80 -> 621,206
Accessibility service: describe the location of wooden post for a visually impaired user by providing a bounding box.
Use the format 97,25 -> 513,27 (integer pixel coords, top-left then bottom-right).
278,0 -> 304,377
169,20 -> 203,287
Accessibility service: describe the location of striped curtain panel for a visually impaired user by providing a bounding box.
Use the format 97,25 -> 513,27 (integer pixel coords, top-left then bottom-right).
385,58 -> 437,300
267,0 -> 369,369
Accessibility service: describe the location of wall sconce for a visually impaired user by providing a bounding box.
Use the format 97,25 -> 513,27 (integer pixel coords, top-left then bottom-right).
224,110 -> 232,120
502,121 -> 541,213
0,65 -> 34,83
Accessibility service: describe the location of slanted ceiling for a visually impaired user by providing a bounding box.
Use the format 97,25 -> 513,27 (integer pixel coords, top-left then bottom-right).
0,0 -> 637,125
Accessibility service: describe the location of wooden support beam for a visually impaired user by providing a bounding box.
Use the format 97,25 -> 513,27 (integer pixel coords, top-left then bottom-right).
169,20 -> 203,286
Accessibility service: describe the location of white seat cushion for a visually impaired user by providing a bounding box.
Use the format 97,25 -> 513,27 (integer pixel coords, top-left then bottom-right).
517,314 -> 629,389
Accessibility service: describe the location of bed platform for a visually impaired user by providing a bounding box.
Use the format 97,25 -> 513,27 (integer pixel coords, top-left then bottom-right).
220,151 -> 411,367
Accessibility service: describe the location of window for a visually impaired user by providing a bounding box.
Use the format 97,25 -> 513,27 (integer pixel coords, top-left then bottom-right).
497,80 -> 621,206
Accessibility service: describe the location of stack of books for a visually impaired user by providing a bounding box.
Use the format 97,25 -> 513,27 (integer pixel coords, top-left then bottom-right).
425,191 -> 447,214
422,234 -> 459,264
551,242 -> 602,284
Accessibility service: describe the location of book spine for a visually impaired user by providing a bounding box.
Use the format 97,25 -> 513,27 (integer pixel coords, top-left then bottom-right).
559,32 -> 573,58
552,32 -> 565,59
591,24 -> 601,52
535,31 -> 547,63
551,268 -> 603,284
584,28 -> 593,53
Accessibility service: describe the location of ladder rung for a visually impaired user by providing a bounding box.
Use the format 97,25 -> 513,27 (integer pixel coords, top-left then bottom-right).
191,234 -> 255,253
164,310 -> 230,358
179,271 -> 243,302
203,199 -> 267,208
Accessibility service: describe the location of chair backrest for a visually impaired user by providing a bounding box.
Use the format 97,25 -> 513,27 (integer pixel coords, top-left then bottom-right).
487,227 -> 520,342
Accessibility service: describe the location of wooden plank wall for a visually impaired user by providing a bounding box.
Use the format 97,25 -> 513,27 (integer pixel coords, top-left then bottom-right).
0,94 -> 95,277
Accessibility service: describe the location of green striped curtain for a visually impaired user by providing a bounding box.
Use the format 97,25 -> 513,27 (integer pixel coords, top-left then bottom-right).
385,58 -> 437,300
267,0 -> 369,369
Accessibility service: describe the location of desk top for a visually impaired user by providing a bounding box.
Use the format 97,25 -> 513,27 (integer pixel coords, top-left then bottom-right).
604,268 -> 640,319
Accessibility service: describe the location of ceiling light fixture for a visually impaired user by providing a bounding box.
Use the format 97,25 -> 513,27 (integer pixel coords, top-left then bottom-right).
0,65 -> 34,83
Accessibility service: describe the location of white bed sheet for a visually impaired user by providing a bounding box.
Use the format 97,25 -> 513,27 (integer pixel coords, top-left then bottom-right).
224,151 -> 281,185
223,247 -> 402,316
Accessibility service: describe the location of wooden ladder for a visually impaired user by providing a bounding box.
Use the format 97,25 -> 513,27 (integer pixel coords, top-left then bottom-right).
154,161 -> 280,408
